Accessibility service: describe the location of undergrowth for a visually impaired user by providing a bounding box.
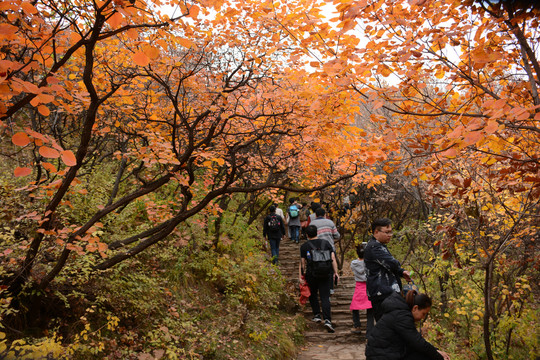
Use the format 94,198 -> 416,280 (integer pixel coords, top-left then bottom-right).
0,203 -> 305,359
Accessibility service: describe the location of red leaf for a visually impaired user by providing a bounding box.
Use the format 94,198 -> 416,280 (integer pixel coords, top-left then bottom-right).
14,167 -> 32,177
42,162 -> 57,172
37,105 -> 50,116
39,146 -> 60,158
61,150 -> 77,166
12,132 -> 30,146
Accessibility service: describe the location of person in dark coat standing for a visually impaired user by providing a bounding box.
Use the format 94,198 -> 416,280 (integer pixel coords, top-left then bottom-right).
364,218 -> 411,320
263,205 -> 286,264
365,291 -> 451,360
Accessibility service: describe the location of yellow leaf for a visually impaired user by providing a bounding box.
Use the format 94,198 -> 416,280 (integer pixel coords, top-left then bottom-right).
214,158 -> 225,166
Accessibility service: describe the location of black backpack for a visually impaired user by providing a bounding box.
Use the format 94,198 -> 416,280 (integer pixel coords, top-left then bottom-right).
267,214 -> 281,231
306,242 -> 333,279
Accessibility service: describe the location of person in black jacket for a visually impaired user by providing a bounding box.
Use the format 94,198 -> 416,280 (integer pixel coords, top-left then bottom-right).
263,205 -> 286,264
365,290 -> 451,360
365,218 -> 411,320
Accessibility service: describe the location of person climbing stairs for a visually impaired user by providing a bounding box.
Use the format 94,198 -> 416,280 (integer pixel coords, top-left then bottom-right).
276,238 -> 370,343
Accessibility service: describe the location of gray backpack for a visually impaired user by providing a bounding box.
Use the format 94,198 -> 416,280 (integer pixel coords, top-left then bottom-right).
307,242 -> 333,279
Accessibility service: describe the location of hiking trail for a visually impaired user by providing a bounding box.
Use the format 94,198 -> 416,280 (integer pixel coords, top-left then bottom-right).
276,236 -> 367,360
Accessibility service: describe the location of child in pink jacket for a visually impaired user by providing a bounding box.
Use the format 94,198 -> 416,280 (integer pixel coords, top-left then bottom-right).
350,242 -> 374,337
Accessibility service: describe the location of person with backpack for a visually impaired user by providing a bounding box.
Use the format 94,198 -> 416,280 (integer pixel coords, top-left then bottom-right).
299,225 -> 339,333
287,198 -> 302,244
310,207 -> 340,294
263,205 -> 286,265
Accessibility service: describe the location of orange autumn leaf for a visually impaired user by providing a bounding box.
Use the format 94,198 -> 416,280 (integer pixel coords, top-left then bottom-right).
133,51 -> 150,66
177,38 -> 194,48
143,45 -> 160,59
21,2 -> 38,14
0,23 -> 18,38
464,131 -> 483,145
42,162 -> 57,172
189,4 -> 200,19
373,101 -> 384,110
61,150 -> 77,166
435,68 -> 445,79
12,132 -> 31,146
39,146 -> 60,158
14,167 -> 32,177
107,12 -> 123,28
38,105 -> 50,116
484,121 -> 499,134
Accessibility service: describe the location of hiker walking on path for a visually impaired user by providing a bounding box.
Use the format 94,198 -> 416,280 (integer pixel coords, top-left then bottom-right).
273,203 -> 286,237
310,207 -> 340,294
287,198 -> 302,244
365,291 -> 451,360
306,202 -> 320,225
309,207 -> 340,250
299,202 -> 310,240
350,242 -> 374,338
263,205 -> 286,265
364,218 -> 411,321
299,225 -> 339,333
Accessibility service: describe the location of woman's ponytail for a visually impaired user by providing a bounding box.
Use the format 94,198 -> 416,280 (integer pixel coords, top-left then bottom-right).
405,290 -> 432,310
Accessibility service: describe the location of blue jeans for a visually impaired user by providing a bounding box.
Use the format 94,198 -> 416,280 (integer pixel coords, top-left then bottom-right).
268,237 -> 281,264
289,225 -> 300,243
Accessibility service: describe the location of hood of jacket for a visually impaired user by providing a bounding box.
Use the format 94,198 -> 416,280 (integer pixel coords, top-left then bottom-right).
381,292 -> 409,314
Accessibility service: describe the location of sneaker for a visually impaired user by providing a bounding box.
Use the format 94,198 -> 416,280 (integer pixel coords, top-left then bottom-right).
324,320 -> 335,333
329,289 -> 334,295
311,314 -> 322,323
351,327 -> 362,334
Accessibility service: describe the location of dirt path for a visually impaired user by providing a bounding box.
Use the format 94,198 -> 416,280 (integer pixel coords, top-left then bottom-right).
296,343 -> 366,360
